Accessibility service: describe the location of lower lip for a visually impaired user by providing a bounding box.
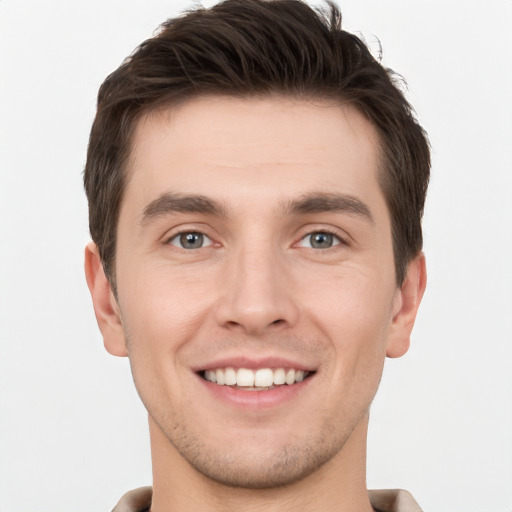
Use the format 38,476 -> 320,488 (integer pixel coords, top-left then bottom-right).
196,373 -> 314,410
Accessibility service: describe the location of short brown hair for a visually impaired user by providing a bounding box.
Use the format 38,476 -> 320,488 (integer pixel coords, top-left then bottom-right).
84,0 -> 430,289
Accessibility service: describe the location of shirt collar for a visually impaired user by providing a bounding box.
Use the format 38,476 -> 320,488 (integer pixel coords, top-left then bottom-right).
112,487 -> 423,512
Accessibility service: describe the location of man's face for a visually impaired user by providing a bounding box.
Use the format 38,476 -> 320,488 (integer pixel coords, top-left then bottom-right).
94,96 -> 420,488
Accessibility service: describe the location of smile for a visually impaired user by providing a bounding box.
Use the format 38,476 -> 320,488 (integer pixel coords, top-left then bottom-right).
201,367 -> 312,390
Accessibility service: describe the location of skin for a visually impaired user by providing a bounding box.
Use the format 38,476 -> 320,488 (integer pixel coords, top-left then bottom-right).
85,96 -> 426,512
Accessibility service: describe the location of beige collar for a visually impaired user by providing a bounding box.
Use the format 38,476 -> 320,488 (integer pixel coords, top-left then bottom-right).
113,487 -> 423,512
369,489 -> 423,512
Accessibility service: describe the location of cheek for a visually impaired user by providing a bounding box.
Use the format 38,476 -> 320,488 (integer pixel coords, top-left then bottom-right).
119,269 -> 216,416
302,266 -> 394,382
305,263 -> 395,337
121,260 -> 218,332
117,263 -> 219,387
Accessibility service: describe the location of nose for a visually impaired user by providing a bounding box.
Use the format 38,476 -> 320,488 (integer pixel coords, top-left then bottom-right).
215,242 -> 299,335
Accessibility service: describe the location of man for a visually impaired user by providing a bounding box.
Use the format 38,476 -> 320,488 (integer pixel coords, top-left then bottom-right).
84,0 -> 429,510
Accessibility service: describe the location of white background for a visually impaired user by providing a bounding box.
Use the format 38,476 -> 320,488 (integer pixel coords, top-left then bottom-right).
1,1 -> 511,511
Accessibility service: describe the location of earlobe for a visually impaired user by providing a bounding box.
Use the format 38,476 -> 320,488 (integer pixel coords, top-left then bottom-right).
84,242 -> 128,357
386,252 -> 427,358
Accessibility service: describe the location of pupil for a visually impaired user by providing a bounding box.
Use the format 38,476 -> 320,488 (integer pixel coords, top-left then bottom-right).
180,232 -> 203,248
311,232 -> 332,248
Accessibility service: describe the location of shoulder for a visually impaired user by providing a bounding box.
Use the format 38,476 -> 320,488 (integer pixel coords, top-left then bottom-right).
111,486 -> 152,512
369,489 -> 423,512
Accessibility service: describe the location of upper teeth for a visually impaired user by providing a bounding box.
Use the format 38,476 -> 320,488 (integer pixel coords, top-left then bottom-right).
203,368 -> 308,387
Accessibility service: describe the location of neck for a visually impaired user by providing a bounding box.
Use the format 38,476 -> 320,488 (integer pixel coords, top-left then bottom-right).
149,414 -> 374,512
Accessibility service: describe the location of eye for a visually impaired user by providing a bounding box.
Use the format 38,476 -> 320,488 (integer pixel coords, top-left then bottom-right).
169,231 -> 213,249
298,231 -> 342,249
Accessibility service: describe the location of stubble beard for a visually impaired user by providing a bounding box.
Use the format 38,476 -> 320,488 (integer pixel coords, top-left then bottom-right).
151,408 -> 365,490
124,329 -> 380,490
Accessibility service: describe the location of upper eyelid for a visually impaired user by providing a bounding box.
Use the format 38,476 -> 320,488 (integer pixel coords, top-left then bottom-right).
167,229 -> 211,239
162,224 -> 215,241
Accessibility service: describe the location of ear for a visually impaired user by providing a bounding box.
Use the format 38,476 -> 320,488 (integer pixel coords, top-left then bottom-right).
386,252 -> 427,358
84,241 -> 128,357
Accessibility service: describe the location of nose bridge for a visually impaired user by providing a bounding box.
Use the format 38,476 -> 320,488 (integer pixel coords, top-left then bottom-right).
216,233 -> 297,333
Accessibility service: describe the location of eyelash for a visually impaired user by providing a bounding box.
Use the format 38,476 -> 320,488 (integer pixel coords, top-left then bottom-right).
165,228 -> 347,251
167,230 -> 214,249
296,229 -> 346,250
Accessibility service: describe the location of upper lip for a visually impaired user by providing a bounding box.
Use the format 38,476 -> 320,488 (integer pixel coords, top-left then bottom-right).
192,355 -> 316,373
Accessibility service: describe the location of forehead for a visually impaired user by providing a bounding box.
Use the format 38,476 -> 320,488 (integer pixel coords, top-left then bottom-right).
124,95 -> 384,217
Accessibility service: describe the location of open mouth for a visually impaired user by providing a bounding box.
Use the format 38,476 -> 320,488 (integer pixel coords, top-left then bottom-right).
199,367 -> 314,391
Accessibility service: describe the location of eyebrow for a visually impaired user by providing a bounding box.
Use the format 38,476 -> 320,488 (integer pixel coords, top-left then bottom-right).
285,192 -> 374,223
140,191 -> 373,226
140,193 -> 228,225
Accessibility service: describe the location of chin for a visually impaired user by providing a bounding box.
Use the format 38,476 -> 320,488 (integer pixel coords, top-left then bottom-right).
190,450 -> 333,489
166,424 -> 349,489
